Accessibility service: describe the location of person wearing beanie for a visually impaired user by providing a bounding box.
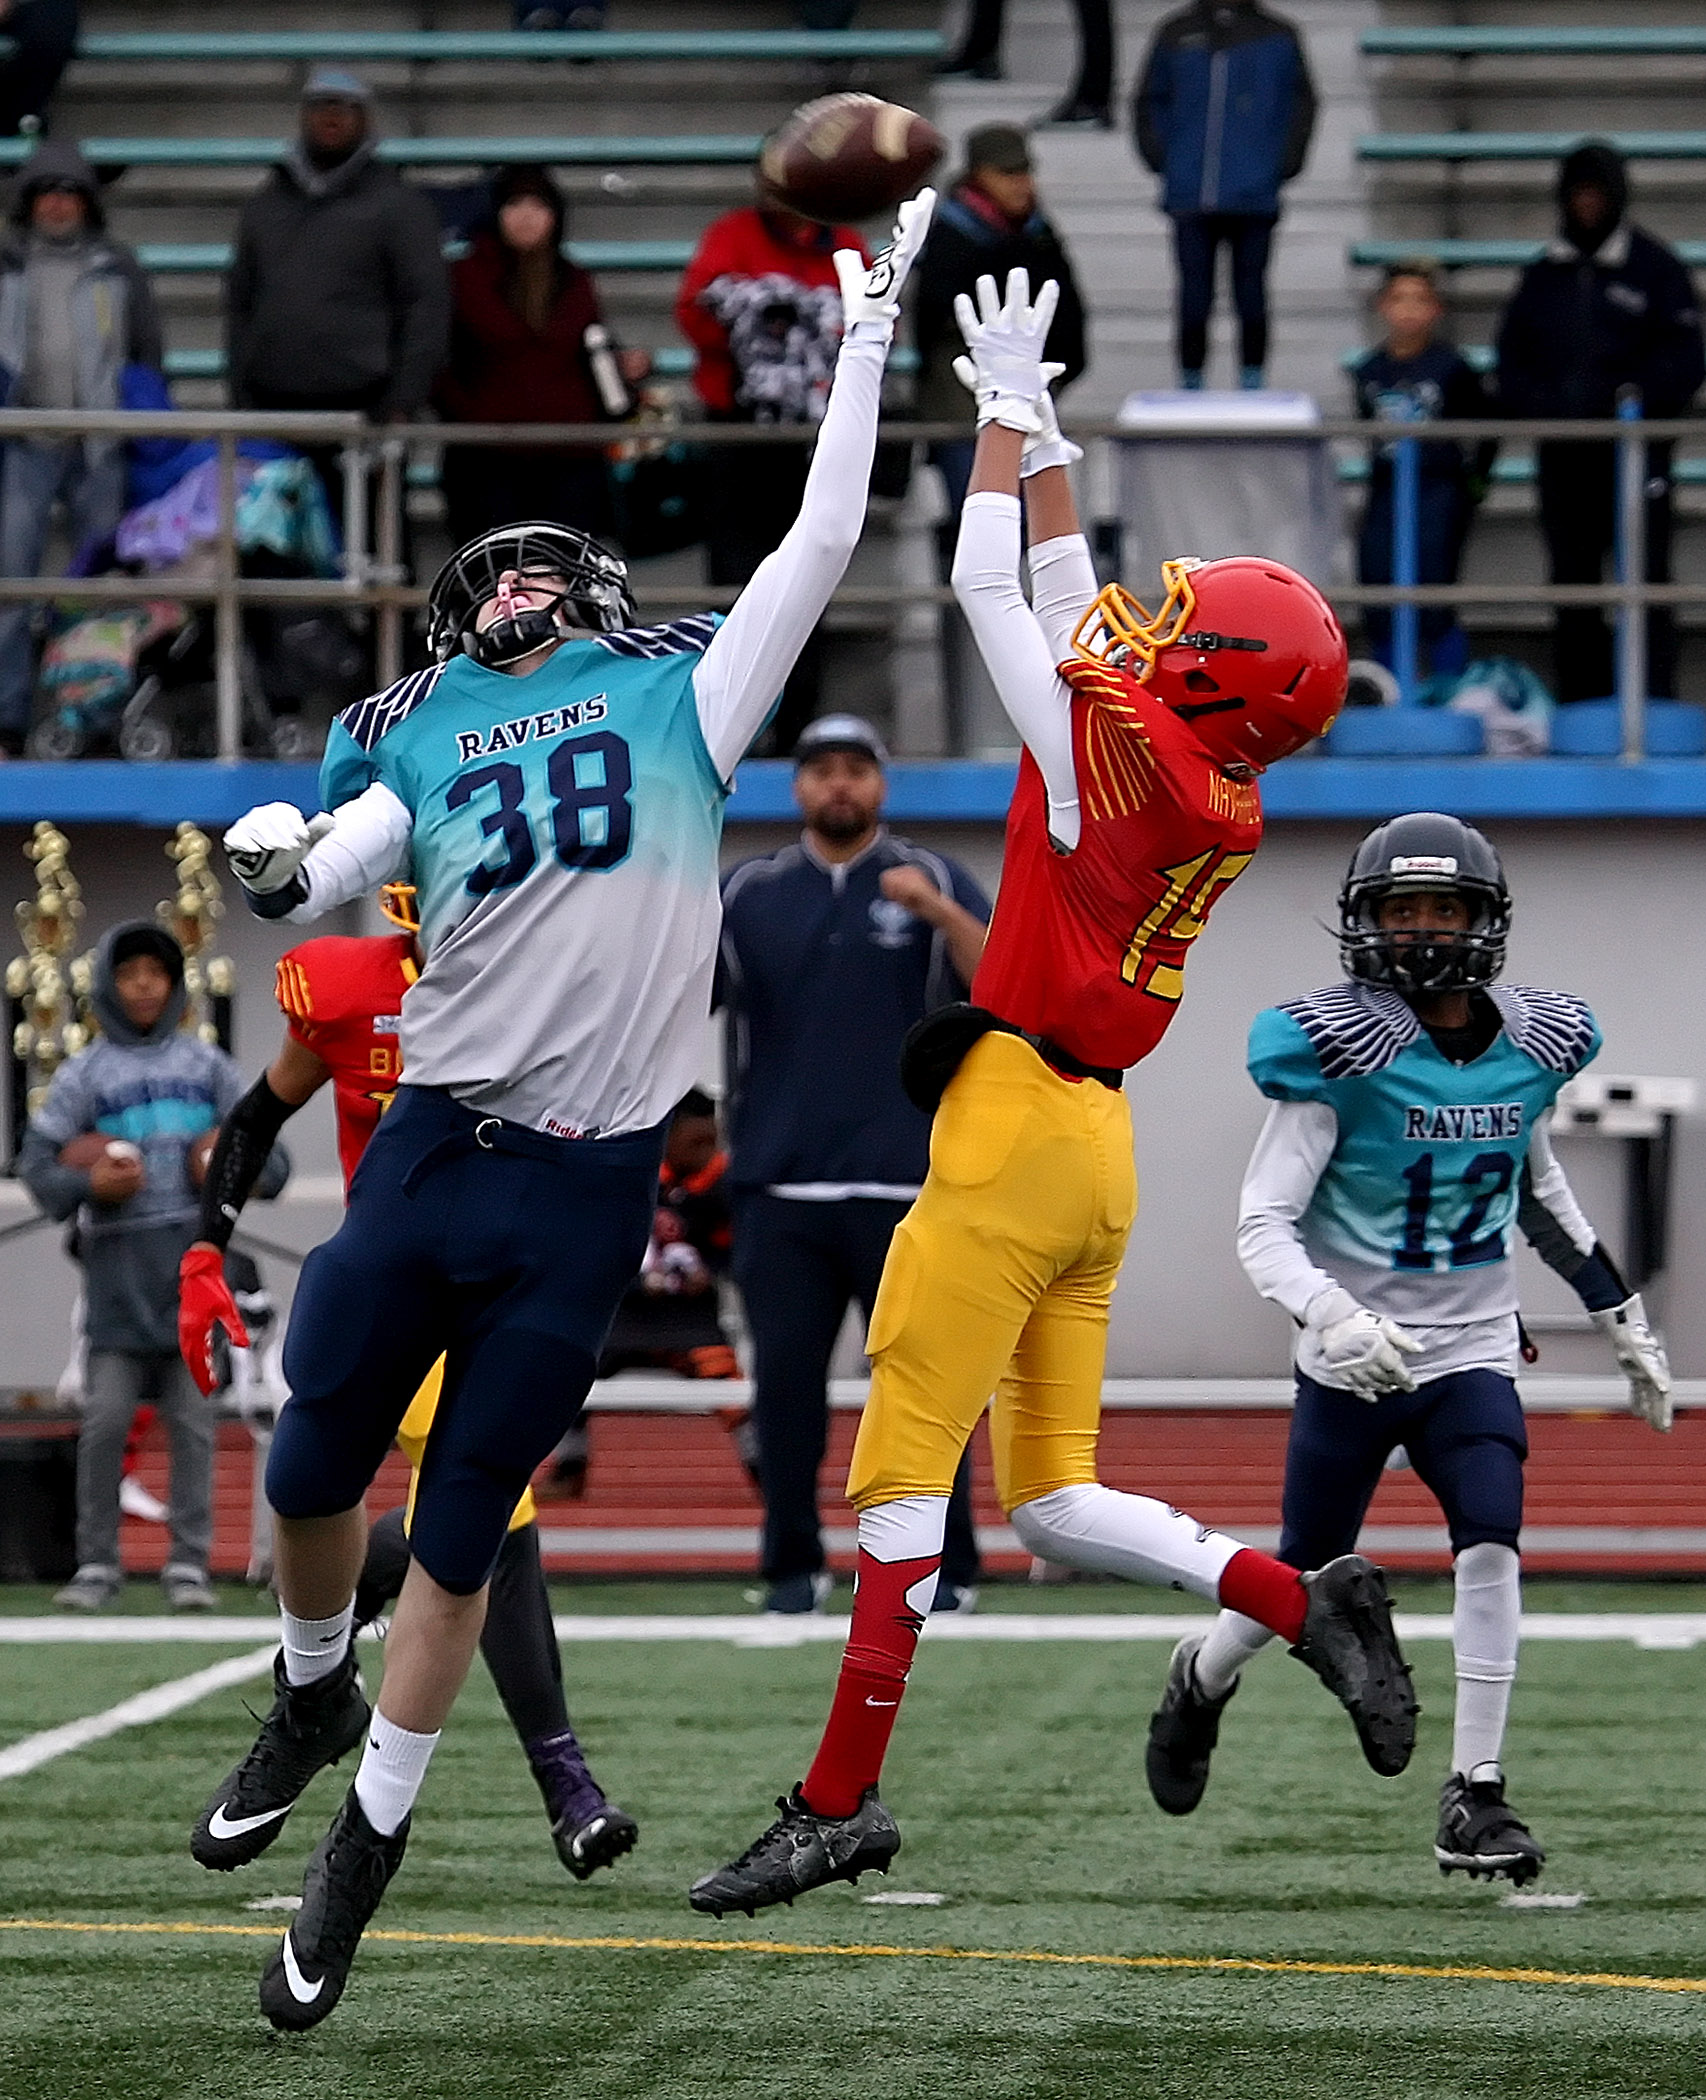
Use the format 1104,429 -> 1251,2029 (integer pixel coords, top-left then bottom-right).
1497,140 -> 1705,703
17,921 -> 289,1611
0,137 -> 163,754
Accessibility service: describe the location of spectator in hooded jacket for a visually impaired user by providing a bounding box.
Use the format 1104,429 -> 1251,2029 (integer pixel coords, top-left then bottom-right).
1134,0 -> 1316,390
227,68 -> 449,523
435,164 -> 649,550
1497,141 -> 1705,705
18,923 -> 288,1613
0,137 -> 163,755
913,123 -> 1086,545
676,171 -> 868,754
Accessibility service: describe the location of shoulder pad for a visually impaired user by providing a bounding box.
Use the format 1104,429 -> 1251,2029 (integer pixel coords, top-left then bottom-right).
1488,986 -> 1600,1075
335,664 -> 448,754
1275,981 -> 1421,1080
594,613 -> 719,660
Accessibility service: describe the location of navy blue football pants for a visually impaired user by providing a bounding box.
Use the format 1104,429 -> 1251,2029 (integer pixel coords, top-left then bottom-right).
1277,1366 -> 1526,1570
268,1085 -> 664,1594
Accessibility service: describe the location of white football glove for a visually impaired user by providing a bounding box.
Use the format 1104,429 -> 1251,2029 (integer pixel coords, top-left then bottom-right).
952,267 -> 1061,435
223,803 -> 335,896
949,353 -> 1082,476
1305,1285 -> 1423,1400
834,186 -> 936,337
1592,1293 -> 1673,1433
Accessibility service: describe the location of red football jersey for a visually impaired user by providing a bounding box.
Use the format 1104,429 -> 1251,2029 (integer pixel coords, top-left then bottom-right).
971,659 -> 1264,1072
274,934 -> 418,1192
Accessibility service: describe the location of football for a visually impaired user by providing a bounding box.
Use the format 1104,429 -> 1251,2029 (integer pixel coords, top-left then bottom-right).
58,1133 -> 140,1169
186,1129 -> 217,1189
761,93 -> 943,225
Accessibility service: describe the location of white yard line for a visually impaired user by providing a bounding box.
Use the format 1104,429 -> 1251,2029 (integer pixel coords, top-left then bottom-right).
2,1614 -> 1706,1649
0,1643 -> 276,1781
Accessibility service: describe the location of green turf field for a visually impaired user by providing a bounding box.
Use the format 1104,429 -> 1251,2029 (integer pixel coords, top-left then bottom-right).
3,1579 -> 1705,2100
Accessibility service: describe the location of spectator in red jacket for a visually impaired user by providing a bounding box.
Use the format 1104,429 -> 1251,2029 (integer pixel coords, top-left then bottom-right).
676,178 -> 868,752
435,164 -> 647,547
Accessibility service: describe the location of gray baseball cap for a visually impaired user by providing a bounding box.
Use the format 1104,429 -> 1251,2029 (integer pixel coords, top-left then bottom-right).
792,714 -> 891,766
301,66 -> 374,105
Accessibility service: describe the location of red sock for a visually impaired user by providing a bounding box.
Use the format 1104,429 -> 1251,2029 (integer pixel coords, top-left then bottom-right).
801,1548 -> 939,1818
1218,1547 -> 1308,1644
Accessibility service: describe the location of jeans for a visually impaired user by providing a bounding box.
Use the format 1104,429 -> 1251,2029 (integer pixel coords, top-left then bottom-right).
954,0 -> 1113,106
76,1350 -> 216,1575
1537,439 -> 1676,702
1171,213 -> 1276,376
0,439 -> 128,740
1357,476 -> 1474,672
733,1191 -> 982,1589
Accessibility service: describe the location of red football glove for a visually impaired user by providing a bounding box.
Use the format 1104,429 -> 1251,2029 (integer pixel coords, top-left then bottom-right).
178,1244 -> 250,1396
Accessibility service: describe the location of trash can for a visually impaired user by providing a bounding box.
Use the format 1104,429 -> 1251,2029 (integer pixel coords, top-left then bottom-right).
0,1422 -> 78,1582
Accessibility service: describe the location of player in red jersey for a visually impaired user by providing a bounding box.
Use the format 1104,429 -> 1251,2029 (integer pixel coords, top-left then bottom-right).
692,271 -> 1415,1916
179,887 -> 637,1882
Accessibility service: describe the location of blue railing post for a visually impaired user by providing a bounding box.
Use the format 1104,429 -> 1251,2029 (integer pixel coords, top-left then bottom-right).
1391,426 -> 1421,705
1614,386 -> 1647,761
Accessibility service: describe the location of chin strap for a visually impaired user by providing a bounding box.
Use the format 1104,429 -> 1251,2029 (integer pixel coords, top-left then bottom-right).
468,578 -> 574,667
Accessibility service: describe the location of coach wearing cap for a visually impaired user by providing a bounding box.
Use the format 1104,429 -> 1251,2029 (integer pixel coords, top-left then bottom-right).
718,715 -> 991,1614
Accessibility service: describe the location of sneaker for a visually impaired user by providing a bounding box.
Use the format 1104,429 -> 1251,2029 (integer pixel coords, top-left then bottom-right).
1145,1633 -> 1239,1816
191,1649 -> 369,1871
258,1787 -> 408,2032
931,1581 -> 979,1615
527,1727 -> 639,1880
1038,96 -> 1112,129
763,1571 -> 834,1615
688,1785 -> 900,1918
1435,1772 -> 1545,1885
163,1564 -> 217,1612
53,1564 -> 121,1611
119,1476 -> 168,1523
1290,1554 -> 1418,1777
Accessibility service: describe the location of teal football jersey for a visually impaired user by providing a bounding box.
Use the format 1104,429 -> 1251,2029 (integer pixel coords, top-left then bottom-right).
1247,980 -> 1601,1325
319,616 -> 729,1137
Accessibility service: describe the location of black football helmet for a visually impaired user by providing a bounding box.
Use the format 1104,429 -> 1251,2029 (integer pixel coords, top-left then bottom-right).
1339,812 -> 1510,993
426,523 -> 635,667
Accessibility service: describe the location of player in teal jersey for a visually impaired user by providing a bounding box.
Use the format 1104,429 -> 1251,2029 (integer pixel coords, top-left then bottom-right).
194,191 -> 938,2033
1145,813 -> 1672,1883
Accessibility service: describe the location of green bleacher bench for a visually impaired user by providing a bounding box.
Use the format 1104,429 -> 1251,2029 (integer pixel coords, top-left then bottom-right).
73,31 -> 944,64
139,239 -> 696,274
1362,28 -> 1706,58
1360,133 -> 1706,164
1351,239 -> 1706,270
0,135 -> 764,169
162,344 -> 916,382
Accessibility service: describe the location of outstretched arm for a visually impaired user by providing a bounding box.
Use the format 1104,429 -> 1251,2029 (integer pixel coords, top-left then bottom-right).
693,190 -> 936,782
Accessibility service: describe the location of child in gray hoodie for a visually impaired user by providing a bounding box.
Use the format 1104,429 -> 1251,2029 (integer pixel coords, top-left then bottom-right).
19,921 -> 288,1609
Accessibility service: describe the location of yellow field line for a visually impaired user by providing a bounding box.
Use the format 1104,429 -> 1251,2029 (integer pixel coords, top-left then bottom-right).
3,1917 -> 1706,1997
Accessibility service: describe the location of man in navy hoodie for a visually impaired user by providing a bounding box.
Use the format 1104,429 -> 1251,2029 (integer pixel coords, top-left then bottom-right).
1134,0 -> 1316,390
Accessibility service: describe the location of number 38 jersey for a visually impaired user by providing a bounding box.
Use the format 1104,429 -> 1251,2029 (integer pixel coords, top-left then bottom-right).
1248,979 -> 1601,1326
971,657 -> 1264,1071
319,616 -> 728,1139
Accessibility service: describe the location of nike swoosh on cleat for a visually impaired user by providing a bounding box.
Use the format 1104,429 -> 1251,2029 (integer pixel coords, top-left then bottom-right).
570,1817 -> 609,1858
206,1800 -> 294,1841
280,1932 -> 324,2005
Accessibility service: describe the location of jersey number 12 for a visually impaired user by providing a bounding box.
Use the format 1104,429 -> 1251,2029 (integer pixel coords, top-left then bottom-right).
1395,1150 -> 1514,1270
448,731 -> 634,896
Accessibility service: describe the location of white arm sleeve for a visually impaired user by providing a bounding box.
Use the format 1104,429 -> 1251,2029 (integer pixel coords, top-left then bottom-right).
950,491 -> 1081,850
1026,531 -> 1099,665
693,331 -> 888,783
1522,1111 -> 1597,1259
281,781 -> 414,924
1237,1098 -> 1343,1321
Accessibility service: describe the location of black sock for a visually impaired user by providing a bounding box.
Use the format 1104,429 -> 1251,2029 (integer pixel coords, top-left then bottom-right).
480,1521 -> 571,1748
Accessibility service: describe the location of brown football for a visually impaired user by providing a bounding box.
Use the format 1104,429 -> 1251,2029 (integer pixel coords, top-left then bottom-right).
187,1129 -> 217,1189
761,94 -> 943,226
59,1133 -> 125,1168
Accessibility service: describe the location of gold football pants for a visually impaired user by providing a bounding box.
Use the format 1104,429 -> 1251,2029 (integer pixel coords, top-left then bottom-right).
397,1357 -> 538,1536
848,1030 -> 1137,1515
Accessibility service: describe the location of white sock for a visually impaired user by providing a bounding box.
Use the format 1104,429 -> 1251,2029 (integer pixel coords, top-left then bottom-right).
1008,1483 -> 1242,1602
1451,1541 -> 1521,1781
280,1604 -> 353,1687
354,1712 -> 440,1836
1192,1609 -> 1276,1700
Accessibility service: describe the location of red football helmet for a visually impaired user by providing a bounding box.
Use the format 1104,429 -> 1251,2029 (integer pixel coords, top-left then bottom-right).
1069,556 -> 1348,772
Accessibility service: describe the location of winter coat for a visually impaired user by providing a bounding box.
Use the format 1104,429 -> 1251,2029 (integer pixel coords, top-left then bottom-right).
1134,0 -> 1316,219
914,185 -> 1087,425
226,144 -> 450,414
1497,222 -> 1705,422
434,233 -> 610,447
1352,341 -> 1497,492
17,922 -> 289,1354
676,206 -> 866,420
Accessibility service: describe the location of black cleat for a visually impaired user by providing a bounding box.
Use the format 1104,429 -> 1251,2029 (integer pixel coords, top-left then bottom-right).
1435,1772 -> 1545,1885
1290,1554 -> 1418,1777
527,1727 -> 639,1880
191,1649 -> 369,1871
1146,1634 -> 1239,1816
688,1785 -> 900,1918
258,1787 -> 408,2032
